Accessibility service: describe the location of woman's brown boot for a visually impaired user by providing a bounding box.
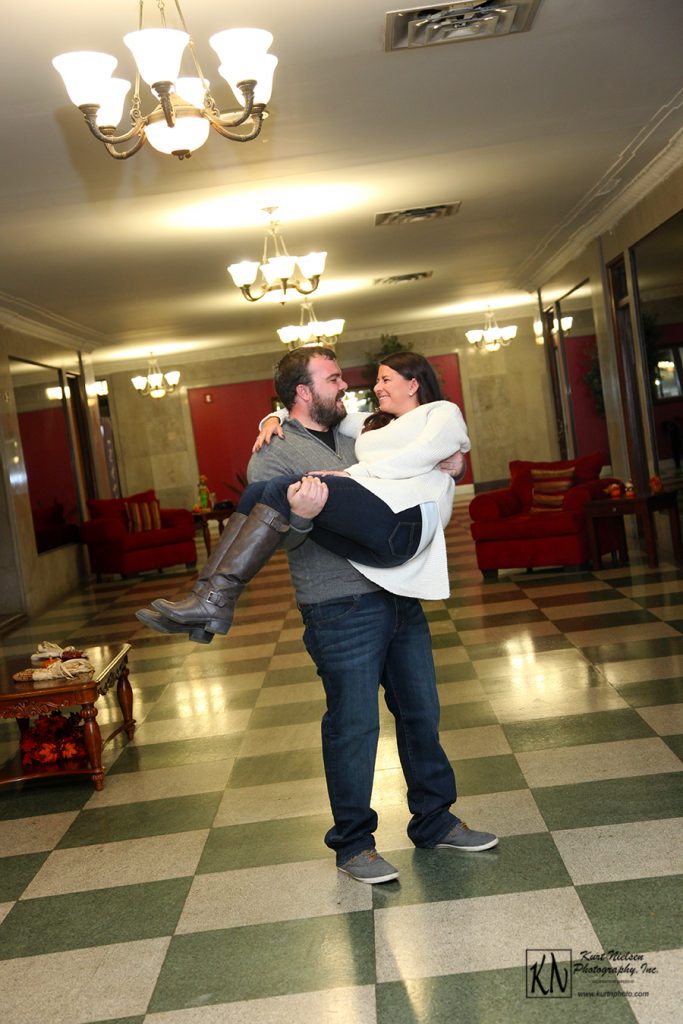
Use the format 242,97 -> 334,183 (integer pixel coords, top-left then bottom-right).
150,503 -> 289,636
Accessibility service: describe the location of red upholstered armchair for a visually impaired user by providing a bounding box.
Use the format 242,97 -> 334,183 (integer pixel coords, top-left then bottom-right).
80,489 -> 197,580
469,453 -> 621,578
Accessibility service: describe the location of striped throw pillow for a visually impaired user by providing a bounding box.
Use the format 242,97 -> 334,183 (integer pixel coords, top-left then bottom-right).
125,499 -> 162,532
530,468 -> 575,513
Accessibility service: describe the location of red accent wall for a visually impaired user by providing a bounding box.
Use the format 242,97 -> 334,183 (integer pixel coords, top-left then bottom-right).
187,379 -> 276,502
564,335 -> 610,459
18,408 -> 79,519
187,351 -> 472,496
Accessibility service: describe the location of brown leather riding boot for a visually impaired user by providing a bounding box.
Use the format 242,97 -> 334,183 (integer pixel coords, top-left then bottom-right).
150,504 -> 289,636
136,511 -> 249,642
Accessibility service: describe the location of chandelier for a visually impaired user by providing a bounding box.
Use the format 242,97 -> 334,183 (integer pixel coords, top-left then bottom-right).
466,307 -> 518,352
52,1 -> 277,160
228,208 -> 327,303
131,356 -> 180,398
277,302 -> 345,349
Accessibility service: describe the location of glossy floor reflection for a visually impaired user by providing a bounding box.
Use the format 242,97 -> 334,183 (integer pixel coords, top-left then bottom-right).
0,502 -> 681,1023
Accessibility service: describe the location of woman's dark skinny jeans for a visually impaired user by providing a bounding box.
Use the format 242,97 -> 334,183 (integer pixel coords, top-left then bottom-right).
237,475 -> 423,568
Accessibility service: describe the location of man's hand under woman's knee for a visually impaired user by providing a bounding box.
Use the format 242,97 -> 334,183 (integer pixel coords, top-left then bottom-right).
287,476 -> 329,519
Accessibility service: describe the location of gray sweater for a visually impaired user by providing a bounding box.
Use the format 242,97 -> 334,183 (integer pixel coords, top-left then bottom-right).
247,418 -> 380,605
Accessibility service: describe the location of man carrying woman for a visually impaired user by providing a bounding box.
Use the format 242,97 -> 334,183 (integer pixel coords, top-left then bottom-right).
137,347 -> 498,883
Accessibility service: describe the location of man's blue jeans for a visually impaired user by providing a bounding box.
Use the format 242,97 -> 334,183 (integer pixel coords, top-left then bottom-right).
299,590 -> 458,863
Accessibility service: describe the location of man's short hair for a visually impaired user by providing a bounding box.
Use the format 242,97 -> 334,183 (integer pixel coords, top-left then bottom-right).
274,346 -> 337,410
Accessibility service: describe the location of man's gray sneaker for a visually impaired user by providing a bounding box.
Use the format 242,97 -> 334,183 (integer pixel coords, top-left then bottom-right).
436,821 -> 498,851
338,849 -> 399,884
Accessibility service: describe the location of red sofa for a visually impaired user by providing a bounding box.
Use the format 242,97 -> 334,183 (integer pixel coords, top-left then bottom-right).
469,453 -> 621,578
80,489 -> 197,580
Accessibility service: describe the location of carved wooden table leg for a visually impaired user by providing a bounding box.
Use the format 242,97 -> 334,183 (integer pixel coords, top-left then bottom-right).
586,515 -> 603,570
81,702 -> 104,791
116,660 -> 136,739
668,503 -> 683,562
640,508 -> 659,568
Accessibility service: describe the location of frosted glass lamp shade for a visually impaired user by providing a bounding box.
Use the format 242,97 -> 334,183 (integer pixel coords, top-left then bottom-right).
131,375 -> 148,391
277,325 -> 301,344
174,77 -> 209,109
324,318 -> 345,337
164,370 -> 181,387
209,28 -> 273,65
297,251 -> 327,279
228,261 -> 260,287
145,112 -> 210,154
466,330 -> 483,344
52,51 -> 117,107
96,78 -> 131,127
500,326 -> 517,341
221,53 -> 278,106
123,28 -> 189,86
306,322 -> 324,341
262,256 -> 296,285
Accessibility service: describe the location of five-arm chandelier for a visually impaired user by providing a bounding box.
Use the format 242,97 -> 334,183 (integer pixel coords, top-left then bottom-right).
277,302 -> 345,349
228,208 -> 327,302
131,355 -> 180,398
466,307 -> 518,352
52,1 -> 277,160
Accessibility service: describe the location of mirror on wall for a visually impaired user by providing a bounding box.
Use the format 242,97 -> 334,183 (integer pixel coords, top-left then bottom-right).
555,280 -> 610,460
539,280 -> 610,461
9,358 -> 83,553
632,208 -> 683,485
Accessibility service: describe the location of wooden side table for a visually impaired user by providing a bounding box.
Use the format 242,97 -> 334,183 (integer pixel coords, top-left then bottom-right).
192,507 -> 235,555
0,643 -> 135,791
584,491 -> 683,570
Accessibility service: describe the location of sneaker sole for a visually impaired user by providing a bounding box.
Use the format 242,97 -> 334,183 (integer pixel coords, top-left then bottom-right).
436,837 -> 499,852
337,866 -> 399,884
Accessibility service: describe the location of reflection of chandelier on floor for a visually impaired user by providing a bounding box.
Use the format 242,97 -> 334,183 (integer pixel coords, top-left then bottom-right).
131,355 -> 180,398
52,0 -> 277,160
466,307 -> 518,352
277,302 -> 345,349
228,208 -> 327,303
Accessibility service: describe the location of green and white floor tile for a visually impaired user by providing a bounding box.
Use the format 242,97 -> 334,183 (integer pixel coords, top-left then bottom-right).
1,503 -> 682,1022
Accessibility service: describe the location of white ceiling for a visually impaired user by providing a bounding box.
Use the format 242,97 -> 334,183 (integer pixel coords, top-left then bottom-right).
2,0 -> 683,375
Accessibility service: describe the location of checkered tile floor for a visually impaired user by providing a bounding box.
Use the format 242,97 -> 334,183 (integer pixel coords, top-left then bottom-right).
0,501 -> 681,1023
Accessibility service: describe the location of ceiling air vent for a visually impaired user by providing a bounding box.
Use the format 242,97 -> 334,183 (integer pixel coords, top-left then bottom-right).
375,202 -> 460,226
385,1 -> 542,51
373,271 -> 433,286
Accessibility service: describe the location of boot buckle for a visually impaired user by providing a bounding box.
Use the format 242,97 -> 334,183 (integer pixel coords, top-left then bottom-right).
205,589 -> 228,607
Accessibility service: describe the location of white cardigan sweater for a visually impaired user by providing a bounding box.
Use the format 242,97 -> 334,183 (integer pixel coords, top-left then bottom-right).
339,401 -> 470,600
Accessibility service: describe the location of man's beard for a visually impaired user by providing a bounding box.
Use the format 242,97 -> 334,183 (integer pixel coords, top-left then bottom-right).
310,388 -> 347,429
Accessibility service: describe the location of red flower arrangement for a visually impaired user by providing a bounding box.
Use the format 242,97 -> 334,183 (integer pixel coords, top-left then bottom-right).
20,710 -> 88,767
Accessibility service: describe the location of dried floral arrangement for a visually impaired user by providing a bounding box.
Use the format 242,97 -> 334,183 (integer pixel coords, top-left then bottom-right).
20,710 -> 87,767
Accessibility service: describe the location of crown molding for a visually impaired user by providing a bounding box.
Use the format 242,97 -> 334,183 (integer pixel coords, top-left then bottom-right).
0,292 -> 106,350
517,113 -> 683,291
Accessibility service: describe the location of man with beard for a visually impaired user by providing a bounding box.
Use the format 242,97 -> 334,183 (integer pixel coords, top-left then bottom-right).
243,347 -> 497,884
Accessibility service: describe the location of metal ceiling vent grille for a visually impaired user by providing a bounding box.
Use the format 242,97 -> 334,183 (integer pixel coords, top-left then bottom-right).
375,202 -> 461,226
385,1 -> 542,51
373,271 -> 433,285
